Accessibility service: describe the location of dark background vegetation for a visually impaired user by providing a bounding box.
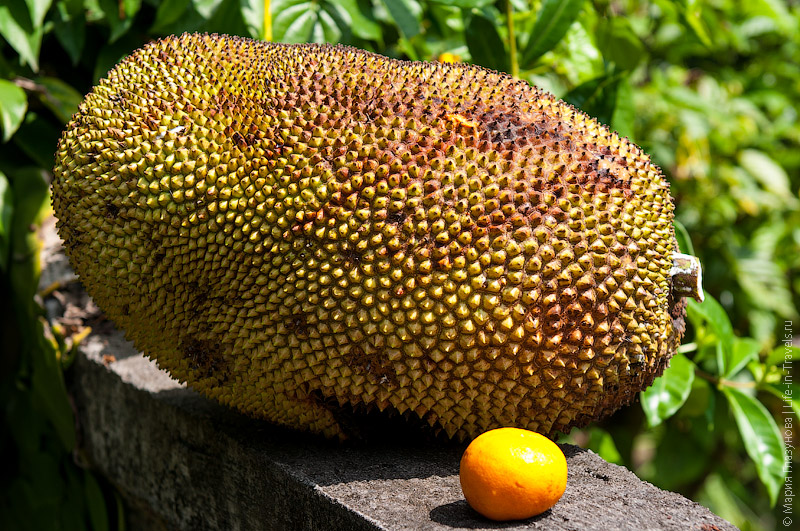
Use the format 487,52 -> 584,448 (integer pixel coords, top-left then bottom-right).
0,0 -> 798,529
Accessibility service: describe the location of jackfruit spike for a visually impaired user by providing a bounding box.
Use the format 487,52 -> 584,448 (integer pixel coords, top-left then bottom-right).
670,253 -> 704,302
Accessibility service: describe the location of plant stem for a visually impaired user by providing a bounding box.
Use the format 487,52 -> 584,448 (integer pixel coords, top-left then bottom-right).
264,0 -> 272,42
506,0 -> 518,78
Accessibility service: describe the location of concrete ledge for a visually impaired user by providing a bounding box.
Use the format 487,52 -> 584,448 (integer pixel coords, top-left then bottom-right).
41,218 -> 737,530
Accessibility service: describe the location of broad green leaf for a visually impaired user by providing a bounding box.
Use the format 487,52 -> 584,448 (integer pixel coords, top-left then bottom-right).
239,0 -> 264,39
678,0 -> 712,47
595,16 -> 643,71
429,0 -> 493,7
464,11 -> 508,73
520,0 -> 584,68
23,0 -> 52,28
193,0 -> 224,18
563,72 -> 623,127
337,0 -> 381,41
0,171 -> 12,272
673,219 -> 695,256
0,79 -> 27,142
641,353 -> 696,427
36,77 -> 83,124
739,149 -> 795,203
764,383 -> 799,419
610,75 -> 634,140
381,0 -> 421,39
766,345 -> 799,367
97,0 -> 142,42
84,471 -> 109,531
283,7 -> 318,42
586,427 -> 623,465
687,294 -> 734,374
725,337 -> 760,379
0,0 -> 43,71
722,387 -> 786,505
53,5 -> 86,65
151,0 -> 193,32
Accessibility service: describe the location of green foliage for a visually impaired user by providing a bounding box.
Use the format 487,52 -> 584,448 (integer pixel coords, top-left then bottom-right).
0,1 -> 797,529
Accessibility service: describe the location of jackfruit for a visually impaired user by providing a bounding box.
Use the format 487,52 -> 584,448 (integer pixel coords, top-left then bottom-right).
53,33 -> 699,440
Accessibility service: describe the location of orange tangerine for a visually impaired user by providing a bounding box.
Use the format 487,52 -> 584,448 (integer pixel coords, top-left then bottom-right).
459,427 -> 567,521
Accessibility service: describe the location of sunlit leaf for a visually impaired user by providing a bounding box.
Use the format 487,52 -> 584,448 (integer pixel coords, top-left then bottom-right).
429,0 -> 494,7
97,0 -> 142,42
641,353 -> 696,427
520,0 -> 584,68
563,72 -> 624,127
465,11 -> 508,72
596,16 -> 643,71
586,427 -> 623,465
381,0 -> 422,39
764,383 -> 799,419
23,0 -> 52,28
766,345 -> 799,367
724,338 -> 760,379
337,0 -> 381,41
722,387 -> 786,505
687,293 -> 734,374
0,0 -> 43,70
239,0 -> 264,39
0,78 -> 27,142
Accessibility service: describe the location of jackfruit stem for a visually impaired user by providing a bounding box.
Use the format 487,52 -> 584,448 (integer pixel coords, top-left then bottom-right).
670,253 -> 704,302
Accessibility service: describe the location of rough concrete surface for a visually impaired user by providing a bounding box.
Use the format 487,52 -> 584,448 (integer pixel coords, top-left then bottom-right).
40,217 -> 738,531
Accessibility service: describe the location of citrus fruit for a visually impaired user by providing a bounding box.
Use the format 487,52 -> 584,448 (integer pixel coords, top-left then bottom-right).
459,427 -> 568,521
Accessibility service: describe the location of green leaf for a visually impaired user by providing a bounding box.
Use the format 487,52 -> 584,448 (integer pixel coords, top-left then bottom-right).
687,294 -> 734,374
337,0 -> 381,41
24,0 -> 52,28
429,0 -> 493,7
53,4 -> 86,65
381,0 -> 421,39
766,345 -> 799,367
641,353 -> 696,427
0,170 -> 12,272
0,78 -> 28,142
677,0 -> 712,47
610,75 -> 634,140
150,0 -> 192,33
595,16 -> 643,71
239,0 -> 264,39
725,337 -> 760,379
722,387 -> 786,505
520,0 -> 584,68
35,77 -> 83,124
97,0 -> 142,42
739,149 -> 796,204
673,219 -> 695,256
586,427 -> 623,465
0,0 -> 43,71
764,383 -> 799,419
563,72 -> 623,127
464,11 -> 508,72
84,471 -> 109,531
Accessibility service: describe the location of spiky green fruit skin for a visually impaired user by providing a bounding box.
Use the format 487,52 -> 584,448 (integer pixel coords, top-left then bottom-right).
53,34 -> 685,440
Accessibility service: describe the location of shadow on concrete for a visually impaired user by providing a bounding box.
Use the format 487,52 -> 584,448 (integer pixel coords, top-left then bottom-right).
429,499 -> 554,529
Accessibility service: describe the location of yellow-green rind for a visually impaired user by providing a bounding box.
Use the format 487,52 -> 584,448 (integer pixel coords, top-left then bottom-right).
53,33 -> 684,440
